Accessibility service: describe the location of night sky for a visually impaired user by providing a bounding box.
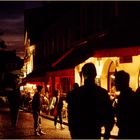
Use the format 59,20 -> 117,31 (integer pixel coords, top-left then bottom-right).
0,1 -> 24,58
0,1 -> 44,58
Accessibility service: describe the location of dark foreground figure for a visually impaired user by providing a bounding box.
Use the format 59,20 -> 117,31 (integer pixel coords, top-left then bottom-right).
115,70 -> 140,139
67,63 -> 114,139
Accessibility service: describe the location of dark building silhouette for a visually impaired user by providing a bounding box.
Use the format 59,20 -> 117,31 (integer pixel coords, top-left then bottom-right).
25,1 -> 140,71
0,50 -> 24,94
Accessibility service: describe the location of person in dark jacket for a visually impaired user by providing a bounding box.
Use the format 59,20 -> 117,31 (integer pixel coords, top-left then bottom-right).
32,85 -> 46,136
53,89 -> 65,129
114,70 -> 135,138
133,86 -> 140,138
67,63 -> 114,139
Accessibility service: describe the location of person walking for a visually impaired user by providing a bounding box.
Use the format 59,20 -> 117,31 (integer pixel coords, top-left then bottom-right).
53,89 -> 65,129
114,70 -> 135,139
32,85 -> 46,136
67,63 -> 114,139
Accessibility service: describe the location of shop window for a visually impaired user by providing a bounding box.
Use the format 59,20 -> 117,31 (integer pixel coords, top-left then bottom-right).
108,73 -> 116,93
108,61 -> 116,94
60,78 -> 70,93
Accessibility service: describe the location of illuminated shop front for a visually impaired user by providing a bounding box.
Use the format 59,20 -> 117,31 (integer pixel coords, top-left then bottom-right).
20,82 -> 47,112
75,46 -> 140,93
45,46 -> 140,119
46,69 -> 74,98
46,46 -> 140,100
20,82 -> 45,97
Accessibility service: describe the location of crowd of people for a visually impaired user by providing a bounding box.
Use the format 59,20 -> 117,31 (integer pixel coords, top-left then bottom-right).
67,63 -> 140,139
3,62 -> 140,139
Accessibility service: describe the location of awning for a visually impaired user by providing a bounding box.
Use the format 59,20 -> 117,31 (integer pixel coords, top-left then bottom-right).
47,68 -> 74,77
51,20 -> 140,70
52,44 -> 93,70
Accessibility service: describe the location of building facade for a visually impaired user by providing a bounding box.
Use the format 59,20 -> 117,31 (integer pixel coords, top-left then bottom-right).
25,1 -> 140,98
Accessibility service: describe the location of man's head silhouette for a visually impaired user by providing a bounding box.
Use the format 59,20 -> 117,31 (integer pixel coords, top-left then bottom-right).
114,70 -> 130,91
82,63 -> 97,80
37,85 -> 43,92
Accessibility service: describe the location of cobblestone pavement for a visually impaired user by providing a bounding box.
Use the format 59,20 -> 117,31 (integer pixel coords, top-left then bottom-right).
0,107 -> 119,139
0,107 -> 71,139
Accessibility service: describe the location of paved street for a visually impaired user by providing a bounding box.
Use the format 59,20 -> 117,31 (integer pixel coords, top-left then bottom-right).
0,107 -> 71,139
0,107 -> 119,139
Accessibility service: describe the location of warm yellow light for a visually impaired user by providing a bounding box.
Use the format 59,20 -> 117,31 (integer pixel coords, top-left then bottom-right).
26,83 -> 36,89
115,91 -> 120,96
96,75 -> 100,79
96,58 -> 103,77
96,65 -> 102,77
111,75 -> 115,79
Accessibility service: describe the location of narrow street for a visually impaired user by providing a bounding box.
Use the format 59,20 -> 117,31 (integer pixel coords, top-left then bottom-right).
0,107 -> 119,139
0,107 -> 71,139
0,2 -> 139,140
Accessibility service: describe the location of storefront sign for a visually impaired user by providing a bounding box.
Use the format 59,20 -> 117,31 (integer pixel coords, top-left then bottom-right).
119,56 -> 132,63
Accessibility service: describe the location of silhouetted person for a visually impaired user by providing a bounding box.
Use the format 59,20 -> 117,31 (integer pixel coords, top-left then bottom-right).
66,83 -> 79,138
114,70 -> 135,138
67,63 -> 114,139
73,83 -> 79,90
6,73 -> 20,128
131,86 -> 140,138
53,89 -> 65,129
136,86 -> 140,94
66,83 -> 79,104
32,85 -> 46,136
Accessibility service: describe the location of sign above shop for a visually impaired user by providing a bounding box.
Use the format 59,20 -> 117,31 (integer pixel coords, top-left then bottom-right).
119,56 -> 132,63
